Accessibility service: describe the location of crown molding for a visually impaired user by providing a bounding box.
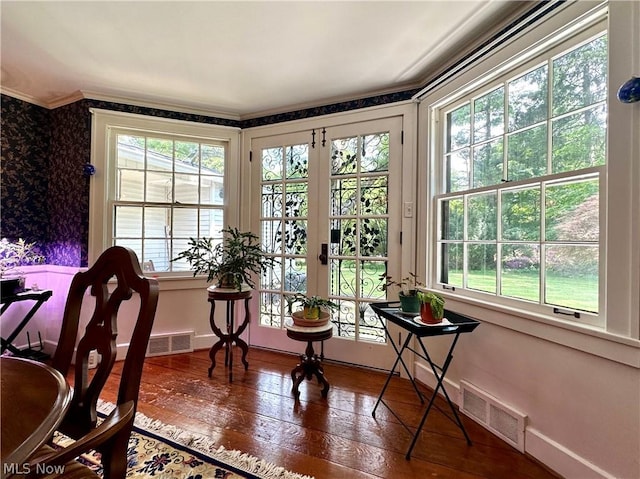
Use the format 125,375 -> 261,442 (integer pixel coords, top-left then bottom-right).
0,87 -> 49,108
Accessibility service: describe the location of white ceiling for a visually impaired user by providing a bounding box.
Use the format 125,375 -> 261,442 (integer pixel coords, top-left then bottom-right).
1,1 -> 522,119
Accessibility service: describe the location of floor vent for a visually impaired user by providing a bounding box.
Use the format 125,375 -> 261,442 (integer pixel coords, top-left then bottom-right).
146,331 -> 194,357
459,380 -> 527,452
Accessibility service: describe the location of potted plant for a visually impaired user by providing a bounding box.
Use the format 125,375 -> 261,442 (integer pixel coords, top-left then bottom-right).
172,227 -> 273,291
0,238 -> 45,298
286,293 -> 338,326
379,272 -> 424,314
416,291 -> 445,324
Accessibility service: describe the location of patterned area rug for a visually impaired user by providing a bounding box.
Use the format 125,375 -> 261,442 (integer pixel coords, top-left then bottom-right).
53,400 -> 314,479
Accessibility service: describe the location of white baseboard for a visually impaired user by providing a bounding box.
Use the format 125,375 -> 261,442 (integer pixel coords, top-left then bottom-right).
413,361 -> 621,479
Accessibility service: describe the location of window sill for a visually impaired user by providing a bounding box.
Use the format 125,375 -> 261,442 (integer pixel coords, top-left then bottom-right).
439,292 -> 640,368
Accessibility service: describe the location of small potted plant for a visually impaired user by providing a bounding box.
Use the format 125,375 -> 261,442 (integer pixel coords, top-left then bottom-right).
379,272 -> 424,314
416,291 -> 445,324
172,227 -> 273,291
0,238 -> 45,298
288,293 -> 338,326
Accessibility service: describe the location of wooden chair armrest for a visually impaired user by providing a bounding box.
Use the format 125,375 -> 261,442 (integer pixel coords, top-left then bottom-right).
28,401 -> 135,470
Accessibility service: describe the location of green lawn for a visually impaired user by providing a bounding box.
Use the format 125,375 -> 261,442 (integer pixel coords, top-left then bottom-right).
447,269 -> 598,313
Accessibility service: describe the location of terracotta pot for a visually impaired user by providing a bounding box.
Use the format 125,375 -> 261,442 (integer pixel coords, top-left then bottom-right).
292,310 -> 330,327
419,303 -> 442,324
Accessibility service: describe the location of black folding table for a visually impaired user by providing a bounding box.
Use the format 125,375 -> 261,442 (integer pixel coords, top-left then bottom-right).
1,289 -> 53,356
370,301 -> 480,459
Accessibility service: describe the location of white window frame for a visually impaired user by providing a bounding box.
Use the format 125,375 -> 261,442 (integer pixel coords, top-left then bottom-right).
417,1 -> 640,364
89,109 -> 241,279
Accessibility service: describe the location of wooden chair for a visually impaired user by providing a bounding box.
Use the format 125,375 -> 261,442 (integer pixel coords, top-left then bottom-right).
27,246 -> 159,478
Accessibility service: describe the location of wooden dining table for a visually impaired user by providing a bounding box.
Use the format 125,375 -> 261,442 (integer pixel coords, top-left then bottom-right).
0,356 -> 71,478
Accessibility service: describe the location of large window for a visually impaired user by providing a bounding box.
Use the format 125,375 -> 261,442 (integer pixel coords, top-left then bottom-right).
90,110 -> 240,274
434,26 -> 607,326
111,130 -> 226,272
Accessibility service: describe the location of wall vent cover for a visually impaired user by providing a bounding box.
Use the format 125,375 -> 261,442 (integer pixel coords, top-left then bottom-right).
459,380 -> 527,452
146,331 -> 194,357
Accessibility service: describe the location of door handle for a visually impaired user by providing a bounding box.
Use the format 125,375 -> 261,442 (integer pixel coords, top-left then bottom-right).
319,243 -> 328,265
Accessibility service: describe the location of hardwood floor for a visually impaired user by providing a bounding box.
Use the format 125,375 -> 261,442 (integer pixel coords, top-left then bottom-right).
99,347 -> 560,479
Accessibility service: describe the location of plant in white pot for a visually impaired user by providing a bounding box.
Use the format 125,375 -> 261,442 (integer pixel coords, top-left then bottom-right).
0,238 -> 45,298
172,227 -> 273,291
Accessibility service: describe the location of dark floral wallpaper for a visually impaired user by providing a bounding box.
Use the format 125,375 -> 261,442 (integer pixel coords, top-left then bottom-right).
1,90 -> 412,266
0,95 -> 50,259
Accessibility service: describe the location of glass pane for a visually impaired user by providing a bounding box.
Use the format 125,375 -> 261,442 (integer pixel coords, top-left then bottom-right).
146,138 -> 173,172
467,192 -> 497,240
552,35 -> 608,116
473,138 -> 503,188
447,104 -> 471,152
114,238 -> 142,259
333,219 -> 357,257
145,171 -> 172,202
114,206 -> 142,238
330,259 -> 357,297
446,149 -> 470,193
440,198 -> 464,240
359,218 -> 387,257
117,169 -> 144,201
545,178 -> 599,242
507,125 -> 547,181
358,301 -> 386,343
117,134 -> 145,169
283,220 -> 307,255
261,256 -> 282,291
440,243 -> 463,287
284,258 -> 307,293
262,147 -> 283,181
360,176 -> 388,215
501,243 -> 540,302
285,144 -> 308,179
551,104 -> 606,173
169,237 -> 192,271
260,291 -> 283,328
174,173 -> 199,203
261,220 -> 281,254
474,87 -> 504,142
545,245 -> 598,312
174,141 -> 199,173
331,137 -> 358,175
262,183 -> 283,218
501,187 -> 540,241
199,209 -> 223,238
331,178 -> 357,216
144,206 -> 169,238
200,175 -> 224,205
362,133 -> 389,172
172,208 -> 198,238
285,182 -> 308,218
467,243 -> 497,293
143,238 -> 170,272
508,65 -> 548,131
361,260 -> 387,299
201,144 -> 225,175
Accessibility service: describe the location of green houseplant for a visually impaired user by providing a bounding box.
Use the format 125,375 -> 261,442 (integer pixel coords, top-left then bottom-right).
289,293 -> 339,319
0,238 -> 45,298
172,227 -> 273,291
416,290 -> 445,324
380,272 -> 424,314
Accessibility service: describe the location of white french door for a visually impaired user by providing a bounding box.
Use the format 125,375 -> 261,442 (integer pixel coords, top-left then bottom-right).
249,117 -> 404,370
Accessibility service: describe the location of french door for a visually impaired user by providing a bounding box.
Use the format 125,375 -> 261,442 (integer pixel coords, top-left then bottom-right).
249,117 -> 404,370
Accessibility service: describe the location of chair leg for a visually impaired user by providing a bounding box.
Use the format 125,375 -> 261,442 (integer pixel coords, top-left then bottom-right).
100,426 -> 131,479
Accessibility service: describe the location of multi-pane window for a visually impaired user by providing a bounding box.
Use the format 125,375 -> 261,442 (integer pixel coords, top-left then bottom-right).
111,130 -> 226,272
436,32 -> 607,322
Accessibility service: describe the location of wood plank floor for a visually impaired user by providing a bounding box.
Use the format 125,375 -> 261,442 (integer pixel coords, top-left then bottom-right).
98,347 -> 561,479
